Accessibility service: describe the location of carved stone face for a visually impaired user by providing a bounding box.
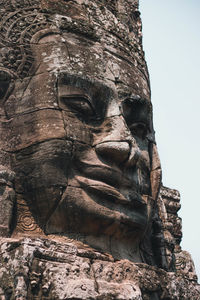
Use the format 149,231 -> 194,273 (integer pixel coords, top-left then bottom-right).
1,27 -> 160,259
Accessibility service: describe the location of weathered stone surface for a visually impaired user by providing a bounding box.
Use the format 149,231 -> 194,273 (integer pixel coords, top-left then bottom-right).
0,236 -> 199,299
0,0 -> 199,299
0,166 -> 15,237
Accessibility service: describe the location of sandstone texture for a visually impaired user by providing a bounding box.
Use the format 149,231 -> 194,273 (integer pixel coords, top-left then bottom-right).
0,0 -> 199,299
0,186 -> 200,300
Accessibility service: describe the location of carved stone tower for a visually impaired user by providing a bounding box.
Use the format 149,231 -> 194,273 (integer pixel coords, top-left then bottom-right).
0,0 -> 199,299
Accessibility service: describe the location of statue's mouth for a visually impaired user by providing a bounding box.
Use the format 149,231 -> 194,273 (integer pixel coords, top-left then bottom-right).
76,162 -> 132,187
71,163 -> 151,230
75,162 -> 150,204
76,176 -> 147,209
73,175 -> 150,231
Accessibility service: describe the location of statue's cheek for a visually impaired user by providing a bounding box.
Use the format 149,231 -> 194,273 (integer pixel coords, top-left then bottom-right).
62,111 -> 93,145
13,139 -> 73,232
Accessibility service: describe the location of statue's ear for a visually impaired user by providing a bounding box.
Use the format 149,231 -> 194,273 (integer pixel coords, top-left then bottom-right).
0,70 -> 12,101
150,144 -> 162,201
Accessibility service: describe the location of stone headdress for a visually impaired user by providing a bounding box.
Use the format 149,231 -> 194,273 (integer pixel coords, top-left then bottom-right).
0,0 -> 147,80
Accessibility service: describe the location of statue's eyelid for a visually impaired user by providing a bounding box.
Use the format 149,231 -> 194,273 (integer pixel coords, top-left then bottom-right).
60,94 -> 97,117
63,94 -> 94,109
61,94 -> 90,103
77,94 -> 94,109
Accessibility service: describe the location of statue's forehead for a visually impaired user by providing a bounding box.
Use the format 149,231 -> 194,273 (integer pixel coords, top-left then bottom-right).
31,32 -> 150,100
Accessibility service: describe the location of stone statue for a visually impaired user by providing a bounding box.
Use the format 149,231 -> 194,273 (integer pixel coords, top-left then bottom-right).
0,1 -> 199,299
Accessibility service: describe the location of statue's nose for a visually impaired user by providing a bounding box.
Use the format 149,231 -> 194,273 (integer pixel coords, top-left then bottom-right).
95,141 -> 130,164
94,115 -> 138,165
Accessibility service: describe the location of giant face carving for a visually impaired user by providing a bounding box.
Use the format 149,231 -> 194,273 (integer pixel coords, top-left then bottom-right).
0,5 -> 161,261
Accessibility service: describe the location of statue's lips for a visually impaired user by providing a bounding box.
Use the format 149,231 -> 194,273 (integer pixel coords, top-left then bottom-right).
77,163 -> 138,190
76,163 -> 150,201
74,176 -> 149,230
76,176 -> 148,209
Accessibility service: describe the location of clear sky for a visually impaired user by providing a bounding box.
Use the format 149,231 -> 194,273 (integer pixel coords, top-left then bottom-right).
139,0 -> 200,279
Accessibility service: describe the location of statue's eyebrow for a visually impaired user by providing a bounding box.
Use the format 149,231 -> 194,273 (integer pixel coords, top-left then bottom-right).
58,73 -> 113,97
57,73 -> 114,114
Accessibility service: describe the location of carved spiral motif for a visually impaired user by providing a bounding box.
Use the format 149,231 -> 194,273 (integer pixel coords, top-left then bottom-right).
17,211 -> 38,232
175,257 -> 186,271
16,198 -> 43,233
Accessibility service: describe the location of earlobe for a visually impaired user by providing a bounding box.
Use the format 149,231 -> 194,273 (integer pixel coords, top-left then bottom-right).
150,144 -> 162,201
0,165 -> 16,237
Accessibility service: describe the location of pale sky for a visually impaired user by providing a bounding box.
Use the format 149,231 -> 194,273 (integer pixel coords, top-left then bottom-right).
140,0 -> 200,279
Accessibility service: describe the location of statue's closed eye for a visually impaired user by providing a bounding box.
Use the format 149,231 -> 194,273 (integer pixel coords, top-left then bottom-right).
0,71 -> 11,100
60,95 -> 95,118
129,122 -> 149,140
122,97 -> 151,140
